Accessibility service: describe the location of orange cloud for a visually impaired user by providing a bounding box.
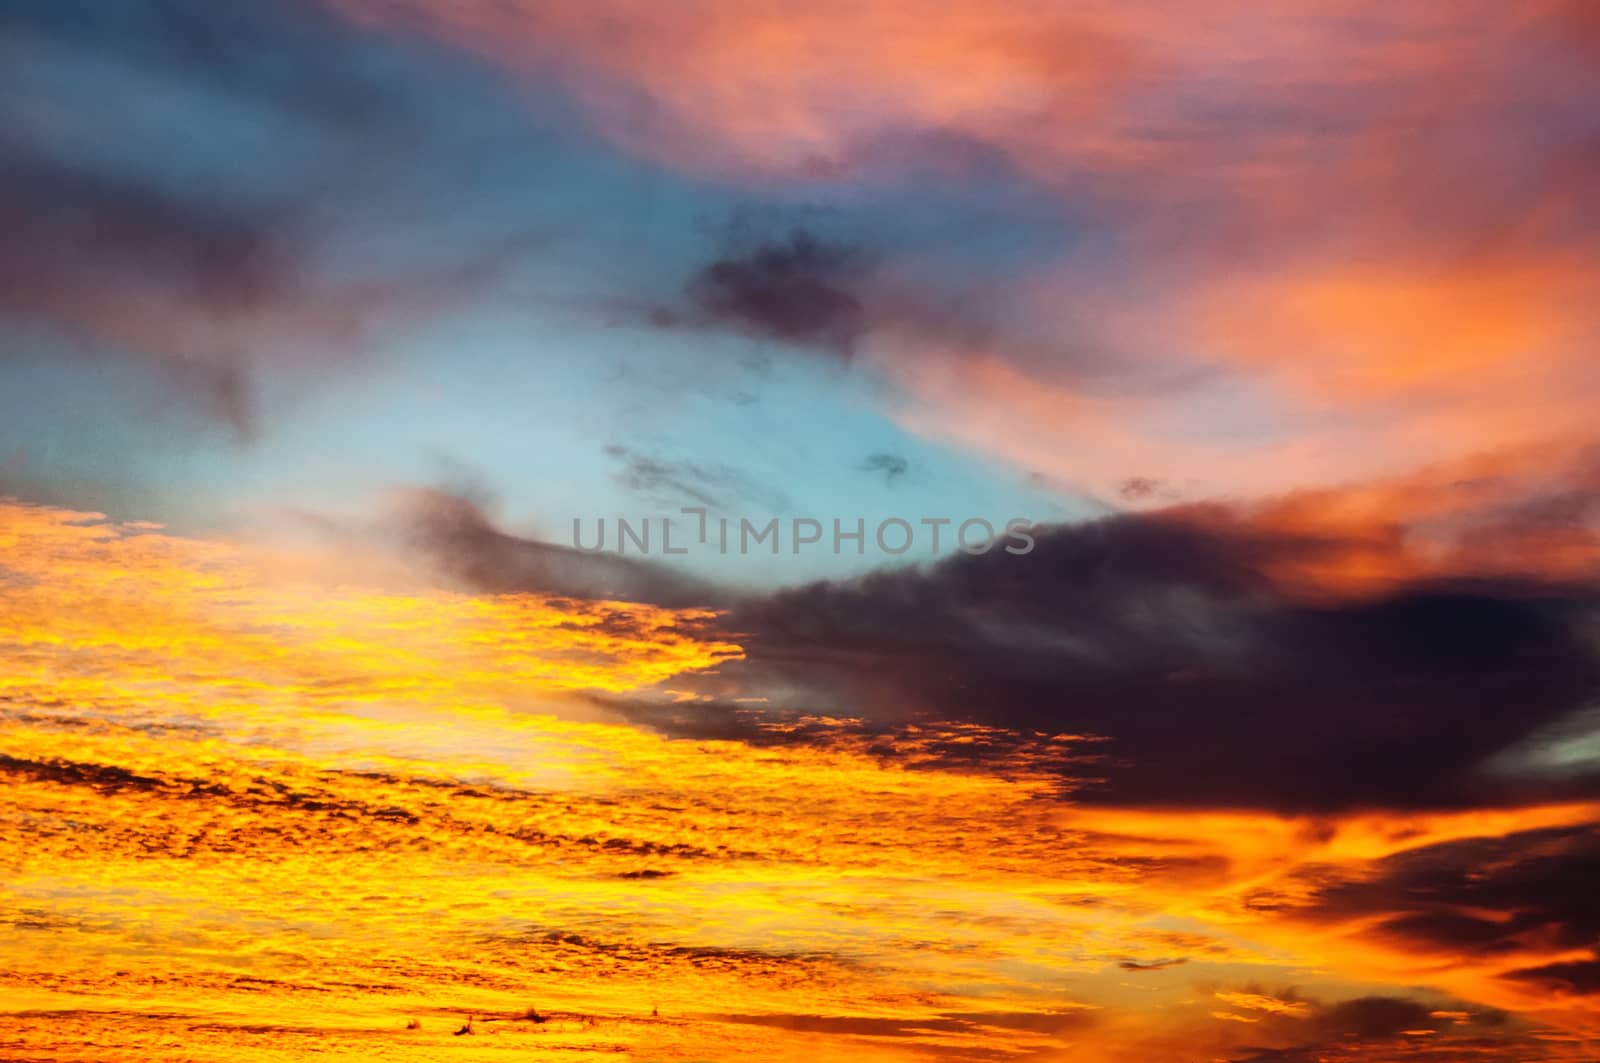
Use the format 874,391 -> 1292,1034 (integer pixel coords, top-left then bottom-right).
4,500 -> 1600,1059
319,0 -> 1599,533
326,0 -> 1144,178
1214,991 -> 1310,1017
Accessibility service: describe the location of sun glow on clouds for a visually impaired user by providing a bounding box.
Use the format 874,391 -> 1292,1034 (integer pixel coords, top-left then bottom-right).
2,499 -> 1598,1060
3,0 -> 1599,1058
321,0 -> 1600,515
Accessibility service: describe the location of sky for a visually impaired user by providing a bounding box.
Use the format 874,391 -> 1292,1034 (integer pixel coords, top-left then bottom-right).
1,1 -> 1599,1060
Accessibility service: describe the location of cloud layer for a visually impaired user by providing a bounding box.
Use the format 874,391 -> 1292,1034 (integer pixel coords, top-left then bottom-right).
4,1 -> 1599,1059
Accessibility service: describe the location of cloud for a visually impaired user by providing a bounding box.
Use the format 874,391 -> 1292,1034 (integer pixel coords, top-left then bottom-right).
1502,960 -> 1600,997
683,225 -> 873,358
859,452 -> 909,485
10,494 -> 1600,1058
1215,992 -> 1310,1017
334,0 -> 1600,508
1118,477 -> 1166,503
1119,957 -> 1187,972
378,476 -> 1600,812
707,503 -> 1600,811
1290,822 -> 1600,984
604,444 -> 789,512
323,0 -> 1142,179
394,487 -> 726,609
0,0 -> 553,442
706,1007 -> 1095,1041
1311,996 -> 1435,1041
7,4 -> 1600,1055
0,155 -> 297,439
1209,989 -> 1533,1062
0,1 -> 373,434
0,498 -> 740,717
390,491 -> 1599,812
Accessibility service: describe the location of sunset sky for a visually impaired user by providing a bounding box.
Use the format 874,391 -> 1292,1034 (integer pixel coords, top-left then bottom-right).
2,2 -> 1599,1060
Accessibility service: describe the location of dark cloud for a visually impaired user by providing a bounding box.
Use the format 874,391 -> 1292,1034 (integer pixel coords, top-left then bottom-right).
0,158 -> 300,320
0,0 -> 552,444
1501,958 -> 1600,996
390,486 -> 1600,812
491,929 -> 841,984
582,692 -> 1092,782
702,508 -> 1598,810
604,444 -> 789,512
684,227 -> 873,358
860,452 -> 909,485
395,488 -> 723,609
708,1007 -> 1094,1043
1286,822 -> 1600,987
1310,996 -> 1434,1040
1118,476 -> 1164,502
1216,990 -> 1528,1062
0,0 -> 388,436
583,693 -> 777,744
0,156 -> 302,438
0,754 -> 192,798
666,210 -> 1173,399
1118,957 -> 1187,971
